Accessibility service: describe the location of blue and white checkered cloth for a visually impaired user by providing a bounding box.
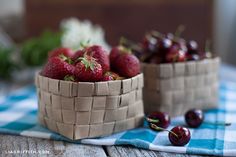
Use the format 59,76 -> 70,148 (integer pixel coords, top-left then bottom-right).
0,81 -> 236,156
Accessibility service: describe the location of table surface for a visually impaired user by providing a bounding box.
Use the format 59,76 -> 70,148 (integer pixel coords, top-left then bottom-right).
1,64 -> 235,157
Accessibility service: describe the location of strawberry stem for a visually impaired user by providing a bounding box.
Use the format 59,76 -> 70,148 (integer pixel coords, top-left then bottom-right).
150,123 -> 178,138
78,56 -> 95,71
80,40 -> 91,48
59,54 -> 73,64
64,75 -> 75,81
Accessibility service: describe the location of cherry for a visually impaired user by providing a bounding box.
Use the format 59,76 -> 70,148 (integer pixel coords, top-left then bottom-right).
173,38 -> 187,52
165,45 -> 186,63
185,109 -> 204,128
185,109 -> 231,128
142,35 -> 158,53
149,123 -> 191,146
168,126 -> 191,146
146,111 -> 171,129
158,38 -> 172,52
186,53 -> 200,61
166,33 -> 174,40
187,40 -> 198,54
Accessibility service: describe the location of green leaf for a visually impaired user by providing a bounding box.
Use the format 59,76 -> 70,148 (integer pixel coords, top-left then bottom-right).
0,46 -> 17,79
64,75 -> 75,81
20,30 -> 62,66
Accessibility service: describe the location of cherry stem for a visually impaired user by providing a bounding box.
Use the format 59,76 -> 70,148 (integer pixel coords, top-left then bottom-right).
150,123 -> 178,138
119,37 -> 142,52
146,117 -> 159,123
150,30 -> 164,38
205,39 -> 211,52
203,121 -> 231,126
174,25 -> 185,38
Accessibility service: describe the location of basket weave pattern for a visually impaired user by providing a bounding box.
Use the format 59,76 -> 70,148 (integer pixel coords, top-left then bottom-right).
35,73 -> 144,140
142,57 -> 220,117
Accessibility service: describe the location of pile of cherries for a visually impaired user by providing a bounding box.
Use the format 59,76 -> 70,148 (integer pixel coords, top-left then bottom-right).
146,109 -> 231,146
123,27 -> 214,64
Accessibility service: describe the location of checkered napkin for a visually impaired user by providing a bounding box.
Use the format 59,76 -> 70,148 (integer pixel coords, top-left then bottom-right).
0,81 -> 236,156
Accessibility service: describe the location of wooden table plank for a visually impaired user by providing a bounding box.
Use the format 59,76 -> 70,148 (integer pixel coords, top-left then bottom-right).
105,146 -> 211,157
0,134 -> 107,157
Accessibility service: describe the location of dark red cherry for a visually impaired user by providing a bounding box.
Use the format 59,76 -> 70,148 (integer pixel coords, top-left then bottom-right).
166,33 -> 174,40
165,45 -> 186,63
158,38 -> 172,52
142,35 -> 158,53
168,126 -> 191,146
173,38 -> 187,52
187,40 -> 198,54
147,111 -> 171,129
186,53 -> 200,61
185,109 -> 204,128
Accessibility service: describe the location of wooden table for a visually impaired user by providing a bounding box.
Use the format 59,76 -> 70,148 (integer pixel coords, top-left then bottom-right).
0,134 -> 207,157
3,62 -> 236,157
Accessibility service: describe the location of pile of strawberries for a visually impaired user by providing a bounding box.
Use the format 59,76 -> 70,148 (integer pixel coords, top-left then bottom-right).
41,45 -> 140,82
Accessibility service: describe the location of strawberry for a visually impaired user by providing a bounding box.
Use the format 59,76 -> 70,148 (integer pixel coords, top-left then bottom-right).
48,47 -> 74,58
41,55 -> 75,80
73,45 -> 110,73
115,53 -> 140,78
102,71 -> 120,81
74,56 -> 103,82
110,46 -> 131,71
72,50 -> 84,62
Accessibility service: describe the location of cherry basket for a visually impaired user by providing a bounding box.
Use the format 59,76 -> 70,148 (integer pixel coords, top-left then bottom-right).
142,57 -> 220,117
35,73 -> 144,140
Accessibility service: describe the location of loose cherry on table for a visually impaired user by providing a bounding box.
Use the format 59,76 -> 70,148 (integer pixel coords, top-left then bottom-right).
146,111 -> 171,129
185,109 -> 231,128
185,109 -> 204,128
149,122 -> 191,146
168,126 -> 191,146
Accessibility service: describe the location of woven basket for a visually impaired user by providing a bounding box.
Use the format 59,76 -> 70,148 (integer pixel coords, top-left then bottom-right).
142,57 -> 220,117
35,73 -> 144,140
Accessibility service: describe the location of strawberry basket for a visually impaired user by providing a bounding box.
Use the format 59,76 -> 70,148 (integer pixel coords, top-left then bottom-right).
35,73 -> 144,140
142,57 -> 220,117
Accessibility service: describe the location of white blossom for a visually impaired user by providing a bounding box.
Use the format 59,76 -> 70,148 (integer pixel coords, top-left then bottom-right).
60,18 -> 110,52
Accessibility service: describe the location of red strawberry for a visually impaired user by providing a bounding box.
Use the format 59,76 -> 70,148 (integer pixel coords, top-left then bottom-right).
73,45 -> 110,73
74,56 -> 103,82
110,46 -> 131,71
48,47 -> 74,58
72,50 -> 84,62
102,71 -> 120,81
115,53 -> 140,78
42,55 -> 75,80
